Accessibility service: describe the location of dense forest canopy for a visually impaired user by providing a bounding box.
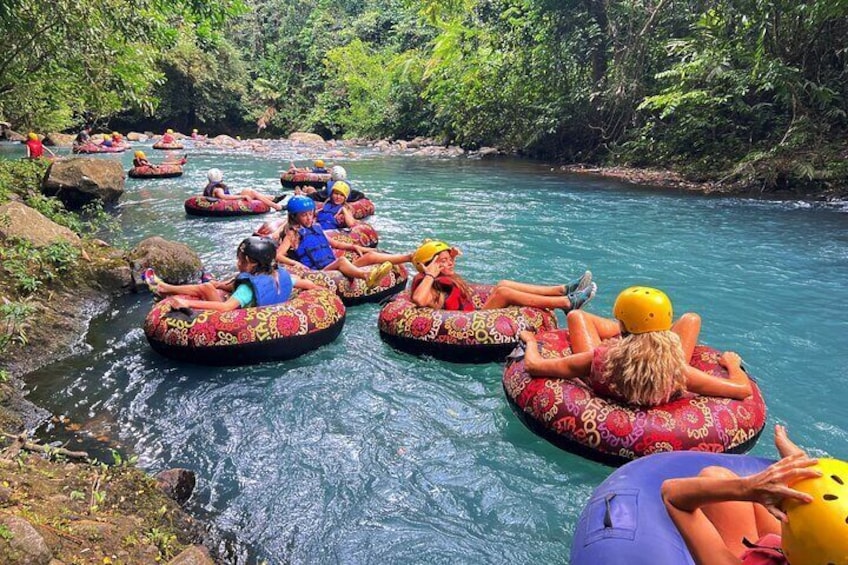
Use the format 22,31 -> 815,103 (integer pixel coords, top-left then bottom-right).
2,0 -> 847,191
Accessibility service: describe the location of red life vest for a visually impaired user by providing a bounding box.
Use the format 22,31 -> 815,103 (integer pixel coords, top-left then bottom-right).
25,139 -> 44,158
411,273 -> 475,312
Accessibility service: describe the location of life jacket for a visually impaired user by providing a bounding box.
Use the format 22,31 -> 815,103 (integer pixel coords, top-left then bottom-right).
316,201 -> 344,230
25,139 -> 44,158
289,224 -> 336,270
162,133 -> 175,143
234,270 -> 292,307
411,273 -> 475,312
311,167 -> 328,174
203,181 -> 229,198
741,535 -> 788,565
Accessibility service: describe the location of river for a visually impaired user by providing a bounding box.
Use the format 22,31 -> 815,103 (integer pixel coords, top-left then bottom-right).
9,141 -> 848,563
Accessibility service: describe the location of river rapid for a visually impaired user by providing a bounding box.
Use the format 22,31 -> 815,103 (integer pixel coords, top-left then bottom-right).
11,141 -> 848,564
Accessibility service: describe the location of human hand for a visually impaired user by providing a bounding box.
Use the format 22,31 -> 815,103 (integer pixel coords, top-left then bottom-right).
519,330 -> 536,344
423,259 -> 441,278
719,351 -> 742,368
742,453 -> 820,522
351,245 -> 366,257
170,297 -> 189,310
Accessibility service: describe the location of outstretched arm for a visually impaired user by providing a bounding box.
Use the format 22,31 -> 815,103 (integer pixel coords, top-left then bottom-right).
685,351 -> 752,400
662,454 -> 819,565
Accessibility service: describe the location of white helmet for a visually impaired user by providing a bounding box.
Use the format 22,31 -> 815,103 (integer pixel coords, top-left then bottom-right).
330,165 -> 347,181
207,168 -> 224,183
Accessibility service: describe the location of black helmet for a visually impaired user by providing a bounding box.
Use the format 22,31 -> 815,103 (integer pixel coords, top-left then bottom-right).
237,236 -> 277,270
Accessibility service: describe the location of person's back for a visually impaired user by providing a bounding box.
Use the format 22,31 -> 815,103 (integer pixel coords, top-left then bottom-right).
25,134 -> 44,158
74,128 -> 91,145
234,269 -> 293,307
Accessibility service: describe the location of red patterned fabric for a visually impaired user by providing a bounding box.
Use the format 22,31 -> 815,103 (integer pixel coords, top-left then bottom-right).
379,284 -> 558,349
128,164 -> 184,178
144,288 -> 344,352
280,171 -> 331,188
72,143 -> 126,154
184,196 -> 270,216
324,223 -> 380,247
152,141 -> 184,150
284,262 -> 408,305
502,329 -> 767,463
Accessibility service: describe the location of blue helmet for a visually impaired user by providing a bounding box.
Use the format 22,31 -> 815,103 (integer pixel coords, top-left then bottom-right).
287,195 -> 315,214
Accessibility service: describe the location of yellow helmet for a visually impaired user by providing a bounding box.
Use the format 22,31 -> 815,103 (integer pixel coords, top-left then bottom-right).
412,240 -> 455,273
112,131 -> 120,137
782,458 -> 848,565
331,181 -> 350,199
27,132 -> 38,140
134,150 -> 145,158
103,133 -> 111,140
314,159 -> 325,168
166,128 -> 174,134
613,286 -> 673,334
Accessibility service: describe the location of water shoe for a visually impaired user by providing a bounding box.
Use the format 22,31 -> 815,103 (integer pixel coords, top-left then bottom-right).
567,282 -> 597,311
565,270 -> 592,295
366,261 -> 393,289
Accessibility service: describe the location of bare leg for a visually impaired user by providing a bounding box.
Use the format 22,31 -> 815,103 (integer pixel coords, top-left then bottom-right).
352,251 -> 412,267
696,466 -> 764,557
495,279 -> 565,296
241,189 -> 282,211
157,281 -> 224,302
567,311 -> 620,353
672,312 -> 701,363
482,286 -> 570,310
324,257 -> 368,280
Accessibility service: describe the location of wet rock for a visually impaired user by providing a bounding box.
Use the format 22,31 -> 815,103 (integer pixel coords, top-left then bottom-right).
0,201 -> 81,248
3,129 -> 26,142
128,237 -> 203,286
41,158 -> 125,210
167,545 -> 214,565
477,147 -> 500,157
288,131 -> 325,144
0,514 -> 53,564
154,469 -> 196,506
126,132 -> 148,142
43,133 -> 75,147
209,134 -> 238,147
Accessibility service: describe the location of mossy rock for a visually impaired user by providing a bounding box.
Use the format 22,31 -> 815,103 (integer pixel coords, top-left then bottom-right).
128,237 -> 203,285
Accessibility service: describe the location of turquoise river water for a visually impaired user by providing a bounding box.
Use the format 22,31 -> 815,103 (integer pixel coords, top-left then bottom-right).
5,141 -> 848,564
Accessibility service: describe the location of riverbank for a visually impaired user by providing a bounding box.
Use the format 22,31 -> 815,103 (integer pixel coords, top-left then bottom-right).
0,161 -> 218,563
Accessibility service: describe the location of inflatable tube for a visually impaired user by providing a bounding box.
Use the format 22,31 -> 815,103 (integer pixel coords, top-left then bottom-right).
184,196 -> 270,217
503,329 -> 767,466
571,452 -> 773,565
254,220 -> 379,248
128,164 -> 184,178
286,262 -> 408,306
72,143 -> 126,154
143,288 -> 345,365
314,198 -> 375,220
378,285 -> 558,363
153,141 -> 185,150
280,170 -> 331,189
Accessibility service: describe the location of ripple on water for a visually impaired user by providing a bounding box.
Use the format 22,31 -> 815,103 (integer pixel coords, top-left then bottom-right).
18,150 -> 848,564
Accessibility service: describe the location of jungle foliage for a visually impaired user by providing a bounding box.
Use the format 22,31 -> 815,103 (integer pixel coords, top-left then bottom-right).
2,0 -> 847,191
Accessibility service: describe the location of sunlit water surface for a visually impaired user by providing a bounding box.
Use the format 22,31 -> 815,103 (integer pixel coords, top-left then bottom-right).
6,141 -> 848,563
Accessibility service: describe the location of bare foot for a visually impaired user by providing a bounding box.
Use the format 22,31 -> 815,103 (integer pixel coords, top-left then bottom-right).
775,424 -> 806,459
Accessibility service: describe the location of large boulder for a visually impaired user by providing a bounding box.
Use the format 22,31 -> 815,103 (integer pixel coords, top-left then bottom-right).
209,134 -> 238,147
168,545 -> 215,565
155,468 -> 196,506
43,133 -> 75,147
41,158 -> 124,210
288,131 -> 325,144
127,237 -> 203,286
0,201 -> 81,248
126,131 -> 148,142
0,514 -> 53,565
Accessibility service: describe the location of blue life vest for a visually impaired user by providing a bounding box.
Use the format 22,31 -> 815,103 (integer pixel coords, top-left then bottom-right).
290,225 -> 336,270
311,167 -> 329,174
203,181 -> 229,198
234,270 -> 292,307
316,202 -> 344,230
